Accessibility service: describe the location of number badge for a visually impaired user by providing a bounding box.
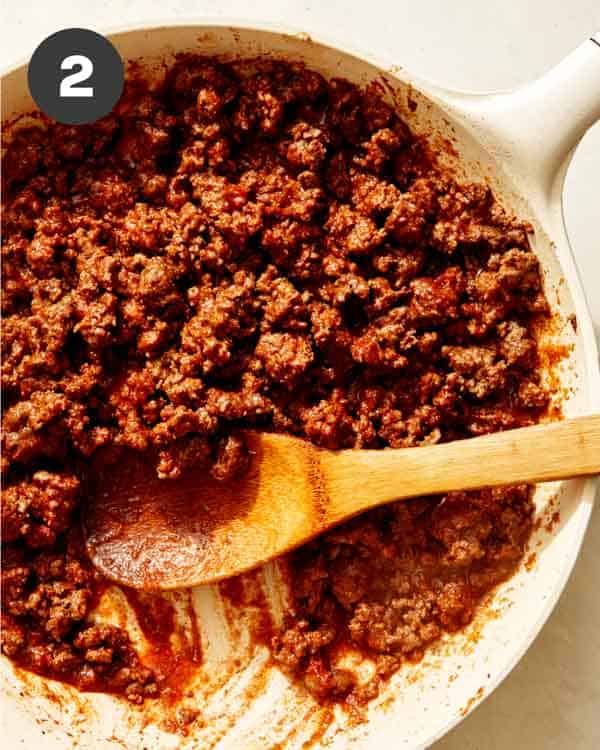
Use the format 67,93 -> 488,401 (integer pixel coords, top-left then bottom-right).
28,28 -> 124,125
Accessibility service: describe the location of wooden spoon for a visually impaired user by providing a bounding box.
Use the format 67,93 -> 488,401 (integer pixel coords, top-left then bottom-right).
84,414 -> 600,590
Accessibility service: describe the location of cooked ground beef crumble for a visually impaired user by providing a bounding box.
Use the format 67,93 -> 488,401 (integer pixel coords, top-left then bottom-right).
2,56 -> 549,706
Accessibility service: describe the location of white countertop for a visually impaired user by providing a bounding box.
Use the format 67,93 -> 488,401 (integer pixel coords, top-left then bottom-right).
3,2 -> 600,747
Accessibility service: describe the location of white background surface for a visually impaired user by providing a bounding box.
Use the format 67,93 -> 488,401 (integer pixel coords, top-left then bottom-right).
2,2 -> 599,748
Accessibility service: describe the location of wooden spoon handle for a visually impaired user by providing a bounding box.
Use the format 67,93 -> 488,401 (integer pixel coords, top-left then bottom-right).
323,414 -> 600,523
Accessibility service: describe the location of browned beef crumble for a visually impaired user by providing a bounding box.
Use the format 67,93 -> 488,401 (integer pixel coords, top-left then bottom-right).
2,56 -> 549,706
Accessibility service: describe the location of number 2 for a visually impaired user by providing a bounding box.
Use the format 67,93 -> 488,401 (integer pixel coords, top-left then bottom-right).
59,55 -> 94,98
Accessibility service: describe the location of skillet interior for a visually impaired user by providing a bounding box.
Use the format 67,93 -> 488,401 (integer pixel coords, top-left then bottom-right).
1,23 -> 596,750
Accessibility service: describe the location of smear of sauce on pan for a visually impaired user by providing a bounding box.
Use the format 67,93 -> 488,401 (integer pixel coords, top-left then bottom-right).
121,589 -> 203,703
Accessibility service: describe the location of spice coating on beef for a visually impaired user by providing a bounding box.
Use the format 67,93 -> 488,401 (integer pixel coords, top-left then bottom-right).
2,56 -> 549,705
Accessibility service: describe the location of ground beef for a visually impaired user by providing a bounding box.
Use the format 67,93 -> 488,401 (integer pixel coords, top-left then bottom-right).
272,486 -> 534,703
0,531 -> 158,702
1,55 -> 551,706
1,471 -> 79,547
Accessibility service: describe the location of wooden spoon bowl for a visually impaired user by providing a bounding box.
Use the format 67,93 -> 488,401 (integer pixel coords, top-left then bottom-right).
84,415 -> 600,590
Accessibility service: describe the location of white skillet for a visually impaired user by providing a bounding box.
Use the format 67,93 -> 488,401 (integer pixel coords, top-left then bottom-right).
2,20 -> 599,750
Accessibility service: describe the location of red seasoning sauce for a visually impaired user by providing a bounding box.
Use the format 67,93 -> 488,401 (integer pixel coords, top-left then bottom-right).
2,54 -> 553,710
120,589 -> 202,703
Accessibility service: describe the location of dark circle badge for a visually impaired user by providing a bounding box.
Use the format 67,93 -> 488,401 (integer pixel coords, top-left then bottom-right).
28,28 -> 124,125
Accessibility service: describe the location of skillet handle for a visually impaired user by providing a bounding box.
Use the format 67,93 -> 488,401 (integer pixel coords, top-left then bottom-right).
443,33 -> 600,203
